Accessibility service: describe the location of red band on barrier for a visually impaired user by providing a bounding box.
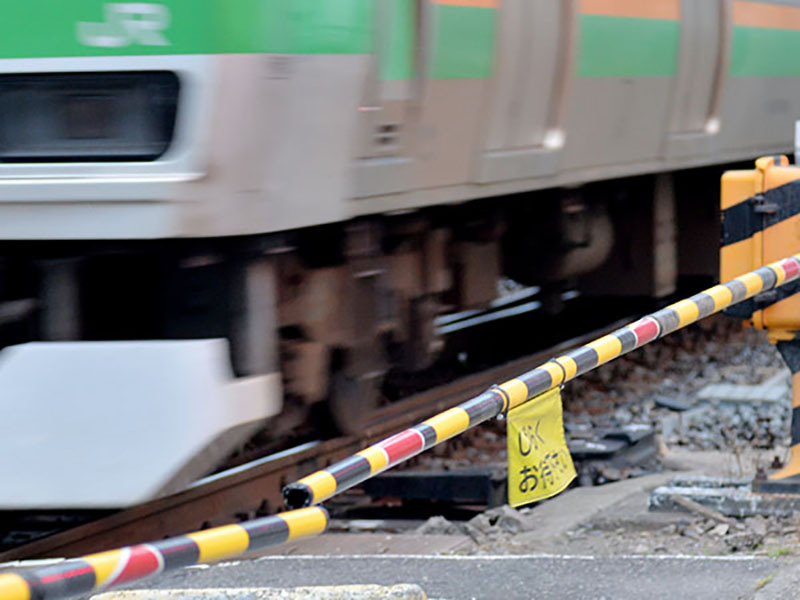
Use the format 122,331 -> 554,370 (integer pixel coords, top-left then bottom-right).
40,565 -> 93,585
112,546 -> 162,585
631,318 -> 659,346
782,258 -> 800,280
378,430 -> 424,464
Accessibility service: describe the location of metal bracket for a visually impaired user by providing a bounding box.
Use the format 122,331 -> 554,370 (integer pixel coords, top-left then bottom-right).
777,339 -> 800,374
754,290 -> 778,307
752,194 -> 779,214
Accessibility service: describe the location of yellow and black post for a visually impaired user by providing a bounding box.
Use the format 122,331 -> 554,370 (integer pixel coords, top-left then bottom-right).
721,155 -> 800,491
755,341 -> 800,491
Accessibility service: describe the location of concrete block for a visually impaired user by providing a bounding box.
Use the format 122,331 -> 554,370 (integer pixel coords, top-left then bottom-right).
696,373 -> 790,405
649,480 -> 800,518
660,405 -> 712,441
92,585 -> 427,600
513,472 -> 677,544
668,475 -> 751,489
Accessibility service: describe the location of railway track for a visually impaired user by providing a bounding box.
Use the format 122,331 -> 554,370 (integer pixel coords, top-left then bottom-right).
0,316 -> 635,562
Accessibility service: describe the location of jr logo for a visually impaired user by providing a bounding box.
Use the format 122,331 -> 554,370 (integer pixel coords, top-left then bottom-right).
77,3 -> 171,48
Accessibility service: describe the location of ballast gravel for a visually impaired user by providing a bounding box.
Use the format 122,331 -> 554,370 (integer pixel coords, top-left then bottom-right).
412,316 -> 800,558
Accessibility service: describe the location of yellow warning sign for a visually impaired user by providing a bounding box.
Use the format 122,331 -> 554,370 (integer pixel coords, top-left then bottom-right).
507,386 -> 576,507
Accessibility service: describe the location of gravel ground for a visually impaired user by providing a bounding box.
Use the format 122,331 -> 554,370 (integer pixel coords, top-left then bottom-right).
409,315 -> 790,474
563,316 -> 790,453
413,478 -> 800,559
409,315 -> 800,558
557,512 -> 800,558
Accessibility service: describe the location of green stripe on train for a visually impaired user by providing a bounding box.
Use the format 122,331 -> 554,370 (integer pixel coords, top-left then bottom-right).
578,15 -> 680,78
380,2 -> 497,81
731,26 -> 800,77
0,0 -> 372,58
380,0 -> 417,81
430,4 -> 496,80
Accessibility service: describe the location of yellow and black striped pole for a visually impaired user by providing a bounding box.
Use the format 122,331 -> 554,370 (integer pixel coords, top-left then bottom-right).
284,254 -> 800,508
0,507 -> 327,600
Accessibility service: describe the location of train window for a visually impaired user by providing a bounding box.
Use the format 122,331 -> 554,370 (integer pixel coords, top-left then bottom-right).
0,71 -> 179,163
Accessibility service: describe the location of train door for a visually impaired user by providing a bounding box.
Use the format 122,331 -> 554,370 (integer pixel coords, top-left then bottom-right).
664,0 -> 730,158
476,0 -> 576,183
352,0 -> 423,198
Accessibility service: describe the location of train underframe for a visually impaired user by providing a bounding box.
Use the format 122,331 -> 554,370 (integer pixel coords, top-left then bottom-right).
0,168 -> 721,441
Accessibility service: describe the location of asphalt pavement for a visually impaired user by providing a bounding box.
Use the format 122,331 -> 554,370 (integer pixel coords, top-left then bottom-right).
115,553 -> 787,600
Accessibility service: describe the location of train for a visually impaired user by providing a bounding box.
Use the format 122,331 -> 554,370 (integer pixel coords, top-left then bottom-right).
2,0 -> 800,511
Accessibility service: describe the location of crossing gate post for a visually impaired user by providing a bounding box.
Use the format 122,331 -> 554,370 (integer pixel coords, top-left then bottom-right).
721,152 -> 800,491
754,341 -> 800,491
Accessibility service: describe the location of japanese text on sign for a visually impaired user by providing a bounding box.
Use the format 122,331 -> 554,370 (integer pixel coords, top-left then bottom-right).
507,386 -> 576,507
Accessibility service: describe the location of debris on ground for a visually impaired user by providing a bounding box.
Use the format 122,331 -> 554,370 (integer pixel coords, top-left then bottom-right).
415,505 -> 533,546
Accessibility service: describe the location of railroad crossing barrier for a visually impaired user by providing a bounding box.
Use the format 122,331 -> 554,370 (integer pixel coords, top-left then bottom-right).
4,253 -> 800,600
0,508 -> 327,600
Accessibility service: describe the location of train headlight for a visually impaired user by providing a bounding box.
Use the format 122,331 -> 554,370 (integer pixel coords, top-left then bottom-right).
0,71 -> 179,163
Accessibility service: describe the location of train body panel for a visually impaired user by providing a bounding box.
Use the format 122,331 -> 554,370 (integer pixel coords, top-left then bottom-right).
175,53 -> 370,236
352,0 -> 800,218
0,1 -> 797,238
0,340 -> 281,509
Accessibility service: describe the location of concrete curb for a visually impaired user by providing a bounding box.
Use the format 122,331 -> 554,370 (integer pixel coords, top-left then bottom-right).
696,371 -> 790,404
650,481 -> 800,518
91,585 -> 427,600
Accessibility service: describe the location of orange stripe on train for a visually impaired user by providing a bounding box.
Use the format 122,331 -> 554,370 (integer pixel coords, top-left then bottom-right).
734,1 -> 800,31
581,0 -> 680,20
433,0 -> 498,8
